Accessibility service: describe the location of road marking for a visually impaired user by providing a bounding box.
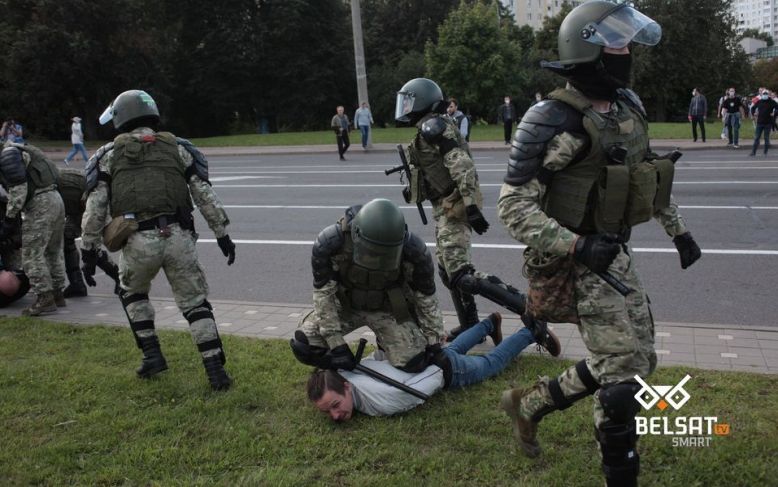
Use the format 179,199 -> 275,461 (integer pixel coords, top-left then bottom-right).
198,239 -> 778,255
213,181 -> 778,188
210,176 -> 286,181
221,204 -> 778,211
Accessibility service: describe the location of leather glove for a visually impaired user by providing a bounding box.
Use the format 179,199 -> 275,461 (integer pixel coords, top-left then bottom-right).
327,344 -> 357,371
81,248 -> 98,286
217,235 -> 236,265
673,232 -> 701,269
0,218 -> 19,241
465,205 -> 489,235
573,234 -> 621,273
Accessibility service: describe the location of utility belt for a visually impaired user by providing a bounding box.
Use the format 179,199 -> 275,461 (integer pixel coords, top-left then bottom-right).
137,213 -> 190,232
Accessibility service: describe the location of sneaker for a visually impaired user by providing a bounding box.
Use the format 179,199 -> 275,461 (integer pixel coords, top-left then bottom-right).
63,159 -> 70,166
749,152 -> 756,157
721,133 -> 727,140
500,388 -> 542,458
487,312 -> 503,346
734,145 -> 739,149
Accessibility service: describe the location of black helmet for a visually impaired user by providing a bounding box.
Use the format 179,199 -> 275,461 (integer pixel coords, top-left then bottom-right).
395,78 -> 446,123
351,199 -> 407,271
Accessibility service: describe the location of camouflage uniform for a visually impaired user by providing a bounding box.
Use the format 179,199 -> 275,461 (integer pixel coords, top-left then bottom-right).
3,143 -> 66,298
497,92 -> 689,429
82,128 -> 230,363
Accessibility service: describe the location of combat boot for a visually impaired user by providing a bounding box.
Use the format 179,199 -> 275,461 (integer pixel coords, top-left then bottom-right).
22,292 -> 57,316
63,271 -> 88,298
500,386 -> 543,458
203,355 -> 232,391
136,336 -> 168,378
53,290 -> 67,307
522,315 -> 561,357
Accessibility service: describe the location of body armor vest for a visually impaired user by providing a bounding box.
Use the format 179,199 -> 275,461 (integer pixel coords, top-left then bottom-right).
57,169 -> 86,220
335,220 -> 412,322
542,88 -> 674,235
18,145 -> 59,203
407,115 -> 458,201
109,131 -> 193,219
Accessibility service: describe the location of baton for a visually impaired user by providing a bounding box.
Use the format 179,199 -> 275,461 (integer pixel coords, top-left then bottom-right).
597,270 -> 632,297
352,338 -> 430,401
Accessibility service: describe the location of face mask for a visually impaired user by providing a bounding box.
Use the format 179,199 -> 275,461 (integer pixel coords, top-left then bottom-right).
762,94 -> 769,100
728,91 -> 735,97
504,99 -> 510,104
692,91 -> 696,96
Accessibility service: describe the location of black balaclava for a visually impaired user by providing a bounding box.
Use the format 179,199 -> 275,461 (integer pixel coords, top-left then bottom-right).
547,52 -> 633,102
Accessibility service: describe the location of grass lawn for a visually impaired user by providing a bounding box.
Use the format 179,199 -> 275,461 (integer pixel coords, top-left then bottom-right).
1,318 -> 776,486
30,121 -> 759,150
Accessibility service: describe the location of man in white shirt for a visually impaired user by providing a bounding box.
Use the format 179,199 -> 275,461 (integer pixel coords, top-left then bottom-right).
64,116 -> 89,165
306,312 -> 559,420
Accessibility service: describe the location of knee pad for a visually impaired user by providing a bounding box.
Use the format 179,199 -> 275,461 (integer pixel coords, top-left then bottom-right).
599,381 -> 642,424
595,420 -> 640,486
183,299 -> 214,324
185,300 -> 225,364
546,360 -> 600,411
120,292 -> 149,310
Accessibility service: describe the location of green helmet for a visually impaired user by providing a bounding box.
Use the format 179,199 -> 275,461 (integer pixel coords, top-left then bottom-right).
395,78 -> 445,123
553,1 -> 661,66
99,90 -> 160,130
351,199 -> 407,271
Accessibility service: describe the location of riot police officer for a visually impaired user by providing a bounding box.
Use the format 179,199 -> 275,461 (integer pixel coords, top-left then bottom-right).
81,90 -> 237,391
496,3 -> 701,486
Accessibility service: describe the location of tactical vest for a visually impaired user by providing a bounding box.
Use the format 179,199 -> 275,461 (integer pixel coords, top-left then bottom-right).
109,131 -> 193,218
17,145 -> 59,203
57,168 -> 86,219
334,218 -> 412,323
542,88 -> 675,235
407,114 -> 458,201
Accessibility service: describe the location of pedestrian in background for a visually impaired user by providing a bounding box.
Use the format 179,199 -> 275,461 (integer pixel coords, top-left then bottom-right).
530,92 -> 543,107
688,88 -> 707,142
64,117 -> 89,166
749,90 -> 778,156
497,96 -> 516,145
331,106 -> 351,161
446,97 -> 470,150
1,119 -> 24,143
721,87 -> 746,148
353,102 -> 373,150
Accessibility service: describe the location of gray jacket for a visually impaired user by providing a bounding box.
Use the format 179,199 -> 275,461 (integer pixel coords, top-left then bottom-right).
688,94 -> 707,117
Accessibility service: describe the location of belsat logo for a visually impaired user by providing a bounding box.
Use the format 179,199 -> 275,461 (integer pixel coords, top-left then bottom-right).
634,374 -> 731,448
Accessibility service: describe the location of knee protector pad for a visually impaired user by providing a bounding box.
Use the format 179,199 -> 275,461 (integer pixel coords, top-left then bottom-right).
599,381 -> 642,424
595,420 -> 640,486
185,300 -> 226,364
540,360 -> 600,421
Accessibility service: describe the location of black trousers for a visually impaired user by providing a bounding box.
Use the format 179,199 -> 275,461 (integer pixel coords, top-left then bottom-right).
691,116 -> 706,141
336,132 -> 350,158
503,121 -> 513,143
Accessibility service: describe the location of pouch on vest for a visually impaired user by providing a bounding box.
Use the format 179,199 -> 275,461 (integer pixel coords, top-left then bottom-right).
625,161 -> 657,227
652,158 -> 674,211
594,165 -> 629,232
408,166 -> 426,204
522,247 -> 580,324
103,215 -> 139,252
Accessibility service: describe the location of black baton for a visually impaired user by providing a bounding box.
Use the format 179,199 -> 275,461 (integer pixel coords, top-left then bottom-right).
352,338 -> 430,401
597,270 -> 632,297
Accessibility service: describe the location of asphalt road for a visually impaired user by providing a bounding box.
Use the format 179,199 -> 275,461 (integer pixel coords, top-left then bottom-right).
87,147 -> 778,328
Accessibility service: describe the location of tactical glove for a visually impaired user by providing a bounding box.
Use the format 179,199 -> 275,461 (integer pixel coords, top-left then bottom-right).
0,219 -> 19,241
573,234 -> 621,273
466,205 -> 489,235
673,232 -> 701,269
327,344 -> 357,371
217,235 -> 236,265
81,248 -> 98,286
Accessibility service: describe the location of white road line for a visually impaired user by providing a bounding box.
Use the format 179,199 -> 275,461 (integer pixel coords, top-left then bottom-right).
210,176 -> 286,181
213,181 -> 778,188
198,239 -> 778,255
222,204 -> 778,210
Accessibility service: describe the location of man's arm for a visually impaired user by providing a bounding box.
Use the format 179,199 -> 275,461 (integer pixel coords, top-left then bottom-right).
178,145 -> 230,238
460,116 -> 469,139
311,223 -> 347,349
653,196 -> 688,237
402,233 -> 444,344
81,182 -> 110,250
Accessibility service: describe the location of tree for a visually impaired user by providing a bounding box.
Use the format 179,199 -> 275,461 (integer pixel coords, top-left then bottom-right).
425,0 -> 525,121
740,28 -> 774,47
752,59 -> 778,90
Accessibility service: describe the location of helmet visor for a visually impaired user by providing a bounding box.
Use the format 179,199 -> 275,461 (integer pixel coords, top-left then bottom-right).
395,92 -> 416,122
353,237 -> 404,271
582,4 -> 661,49
98,103 -> 114,125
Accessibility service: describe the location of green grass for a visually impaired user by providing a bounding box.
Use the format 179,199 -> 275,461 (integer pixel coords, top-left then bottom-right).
1,318 -> 776,486
30,121 -> 761,150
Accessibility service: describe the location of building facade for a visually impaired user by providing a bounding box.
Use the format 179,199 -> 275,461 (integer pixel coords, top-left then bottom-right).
734,0 -> 778,43
501,0 -> 583,31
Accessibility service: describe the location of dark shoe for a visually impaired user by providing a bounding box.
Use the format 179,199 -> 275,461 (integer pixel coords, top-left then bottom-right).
53,290 -> 67,307
522,315 -> 561,357
203,355 -> 232,391
500,388 -> 542,458
136,337 -> 168,378
339,156 -> 346,161
488,312 -> 503,345
63,282 -> 88,298
749,152 -> 756,156
22,292 -> 57,316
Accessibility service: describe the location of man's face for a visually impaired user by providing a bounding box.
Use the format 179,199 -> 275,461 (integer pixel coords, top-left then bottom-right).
314,384 -> 354,422
504,97 -> 510,104
337,106 -> 344,115
728,89 -> 735,97
447,102 -> 457,115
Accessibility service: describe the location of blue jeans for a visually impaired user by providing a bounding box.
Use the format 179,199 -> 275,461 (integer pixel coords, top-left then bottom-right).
65,143 -> 89,162
751,124 -> 772,155
444,318 -> 534,389
359,125 -> 369,147
725,113 -> 741,145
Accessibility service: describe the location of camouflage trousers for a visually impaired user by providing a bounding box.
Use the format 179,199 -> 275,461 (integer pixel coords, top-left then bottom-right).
119,224 -> 221,357
63,218 -> 81,276
22,191 -> 65,295
521,245 -> 656,427
431,200 -> 473,277
299,308 -> 427,368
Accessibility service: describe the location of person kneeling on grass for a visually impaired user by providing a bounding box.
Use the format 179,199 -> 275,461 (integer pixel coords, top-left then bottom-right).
306,312 -> 560,421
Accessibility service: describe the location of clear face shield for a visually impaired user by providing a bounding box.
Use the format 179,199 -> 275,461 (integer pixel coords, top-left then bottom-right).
394,91 -> 416,122
352,231 -> 404,271
98,103 -> 114,126
581,3 -> 662,49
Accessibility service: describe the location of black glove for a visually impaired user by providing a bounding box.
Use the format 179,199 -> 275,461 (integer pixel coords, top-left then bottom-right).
81,248 -> 98,287
327,344 -> 357,371
573,234 -> 621,273
217,235 -> 236,265
465,205 -> 489,235
673,232 -> 701,269
0,218 -> 19,241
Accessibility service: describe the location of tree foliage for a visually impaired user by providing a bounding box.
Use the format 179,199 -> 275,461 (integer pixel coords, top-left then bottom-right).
752,59 -> 778,90
740,28 -> 774,47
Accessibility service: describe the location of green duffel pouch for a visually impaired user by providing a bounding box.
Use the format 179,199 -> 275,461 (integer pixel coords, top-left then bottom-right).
103,215 -> 139,252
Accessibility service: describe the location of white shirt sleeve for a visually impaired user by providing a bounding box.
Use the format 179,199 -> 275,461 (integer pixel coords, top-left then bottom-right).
460,116 -> 469,138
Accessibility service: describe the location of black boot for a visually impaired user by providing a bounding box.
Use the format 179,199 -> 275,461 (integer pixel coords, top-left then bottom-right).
63,279 -> 87,298
203,355 -> 232,391
447,291 -> 480,340
136,336 -> 168,378
522,315 -> 561,357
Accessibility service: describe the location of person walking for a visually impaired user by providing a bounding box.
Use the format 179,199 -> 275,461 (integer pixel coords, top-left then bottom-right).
749,90 -> 778,156
688,88 -> 707,142
497,96 -> 516,144
331,106 -> 351,160
353,102 -> 374,150
64,117 -> 89,165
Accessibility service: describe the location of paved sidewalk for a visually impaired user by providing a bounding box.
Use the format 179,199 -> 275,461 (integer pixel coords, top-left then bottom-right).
2,293 -> 776,374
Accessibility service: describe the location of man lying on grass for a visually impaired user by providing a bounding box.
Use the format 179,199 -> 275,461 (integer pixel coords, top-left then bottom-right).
306,312 -> 560,421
